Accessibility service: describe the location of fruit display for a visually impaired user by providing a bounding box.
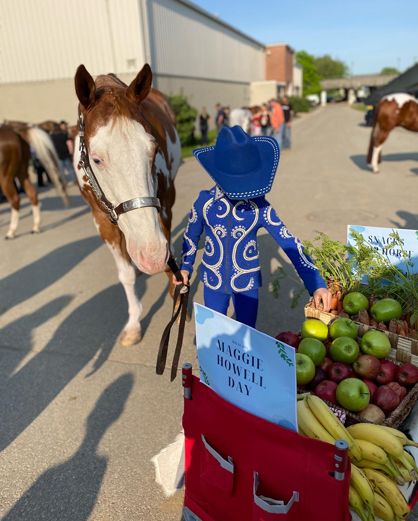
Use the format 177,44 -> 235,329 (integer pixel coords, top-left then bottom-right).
297,399 -> 415,520
279,317 -> 418,421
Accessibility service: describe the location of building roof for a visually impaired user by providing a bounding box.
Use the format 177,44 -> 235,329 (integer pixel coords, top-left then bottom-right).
320,74 -> 398,90
175,0 -> 264,48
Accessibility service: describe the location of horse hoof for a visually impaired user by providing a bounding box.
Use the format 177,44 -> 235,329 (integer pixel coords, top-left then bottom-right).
31,230 -> 41,234
5,235 -> 14,240
120,328 -> 143,346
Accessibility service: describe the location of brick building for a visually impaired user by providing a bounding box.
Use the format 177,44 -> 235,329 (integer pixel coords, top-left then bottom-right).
265,43 -> 302,96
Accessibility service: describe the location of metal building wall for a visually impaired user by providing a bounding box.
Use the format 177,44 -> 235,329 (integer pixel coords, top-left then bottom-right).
147,0 -> 265,83
0,0 -> 145,84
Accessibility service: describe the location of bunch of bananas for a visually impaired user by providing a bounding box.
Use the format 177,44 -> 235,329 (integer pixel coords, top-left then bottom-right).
297,395 -> 417,520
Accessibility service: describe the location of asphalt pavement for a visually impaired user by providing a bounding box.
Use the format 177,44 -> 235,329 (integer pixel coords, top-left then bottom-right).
1,104 -> 418,520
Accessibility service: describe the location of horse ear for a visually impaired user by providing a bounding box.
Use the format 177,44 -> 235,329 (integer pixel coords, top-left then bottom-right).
75,65 -> 96,109
126,64 -> 152,104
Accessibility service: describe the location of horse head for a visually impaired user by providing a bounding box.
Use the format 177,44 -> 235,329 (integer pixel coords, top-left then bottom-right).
74,64 -> 169,275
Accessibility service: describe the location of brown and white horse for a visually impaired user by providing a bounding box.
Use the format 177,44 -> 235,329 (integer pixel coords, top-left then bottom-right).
367,93 -> 418,173
0,122 -> 69,239
73,64 -> 181,346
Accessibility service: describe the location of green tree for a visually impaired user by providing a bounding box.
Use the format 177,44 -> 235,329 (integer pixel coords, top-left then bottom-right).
314,55 -> 349,79
167,92 -> 198,146
380,67 -> 400,75
296,50 -> 322,95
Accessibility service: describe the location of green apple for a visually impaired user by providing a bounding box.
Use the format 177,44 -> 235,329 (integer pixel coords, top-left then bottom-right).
329,318 -> 358,340
370,299 -> 402,323
296,353 -> 316,385
337,378 -> 370,412
343,292 -> 369,315
361,330 -> 391,359
329,337 -> 359,364
298,338 -> 326,366
301,319 -> 328,341
336,378 -> 370,412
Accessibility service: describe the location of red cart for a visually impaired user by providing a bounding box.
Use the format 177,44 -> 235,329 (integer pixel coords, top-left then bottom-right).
181,364 -> 352,521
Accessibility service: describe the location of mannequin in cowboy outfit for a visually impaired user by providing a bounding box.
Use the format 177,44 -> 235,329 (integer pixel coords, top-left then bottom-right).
174,126 -> 331,328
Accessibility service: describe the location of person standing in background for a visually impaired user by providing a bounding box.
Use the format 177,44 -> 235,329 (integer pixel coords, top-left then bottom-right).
223,107 -> 230,127
281,95 -> 294,150
199,108 -> 211,145
269,98 -> 284,149
215,103 -> 225,134
50,124 -> 76,183
259,104 -> 271,136
250,108 -> 262,136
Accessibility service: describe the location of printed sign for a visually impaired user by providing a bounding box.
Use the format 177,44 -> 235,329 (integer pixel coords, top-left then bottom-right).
195,303 -> 298,432
347,225 -> 418,278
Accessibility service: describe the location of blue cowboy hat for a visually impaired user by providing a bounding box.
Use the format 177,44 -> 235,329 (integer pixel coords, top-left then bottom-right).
193,126 -> 280,200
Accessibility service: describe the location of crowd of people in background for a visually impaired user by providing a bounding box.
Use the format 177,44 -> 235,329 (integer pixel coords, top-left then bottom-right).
200,97 -> 294,151
248,96 -> 294,150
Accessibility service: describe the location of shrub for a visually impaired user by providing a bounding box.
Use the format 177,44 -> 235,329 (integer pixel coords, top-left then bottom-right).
288,96 -> 311,114
167,92 -> 198,146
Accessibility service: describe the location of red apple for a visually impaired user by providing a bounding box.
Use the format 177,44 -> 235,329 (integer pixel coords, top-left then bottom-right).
324,339 -> 332,357
315,380 -> 338,405
357,404 -> 386,424
352,355 -> 381,380
362,379 -> 377,399
372,385 -> 400,414
375,360 -> 397,385
320,357 -> 333,373
275,331 -> 301,349
396,363 -> 418,386
308,367 -> 328,389
387,381 -> 408,401
328,362 -> 352,384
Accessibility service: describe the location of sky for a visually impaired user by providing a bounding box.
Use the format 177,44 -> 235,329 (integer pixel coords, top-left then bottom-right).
191,0 -> 418,75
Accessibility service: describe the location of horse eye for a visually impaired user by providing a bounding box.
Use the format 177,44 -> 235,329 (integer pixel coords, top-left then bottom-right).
93,159 -> 102,165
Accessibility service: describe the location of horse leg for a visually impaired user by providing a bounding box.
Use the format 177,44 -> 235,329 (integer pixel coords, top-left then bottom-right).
15,139 -> 41,234
1,177 -> 20,239
371,130 -> 390,174
93,209 -> 143,346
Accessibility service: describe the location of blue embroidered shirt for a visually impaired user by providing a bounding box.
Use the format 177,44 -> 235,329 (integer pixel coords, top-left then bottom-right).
180,187 -> 326,295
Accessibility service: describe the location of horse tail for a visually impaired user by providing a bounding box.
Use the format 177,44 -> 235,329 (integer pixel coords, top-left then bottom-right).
366,104 -> 380,165
25,127 -> 71,207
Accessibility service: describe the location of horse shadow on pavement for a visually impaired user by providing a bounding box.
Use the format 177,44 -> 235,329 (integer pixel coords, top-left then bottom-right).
0,281 -> 130,452
0,236 -> 103,313
350,152 -> 418,173
390,210 -> 418,231
1,373 -> 134,521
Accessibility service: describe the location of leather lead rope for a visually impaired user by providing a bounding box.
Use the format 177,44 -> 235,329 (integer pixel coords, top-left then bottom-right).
156,257 -> 189,381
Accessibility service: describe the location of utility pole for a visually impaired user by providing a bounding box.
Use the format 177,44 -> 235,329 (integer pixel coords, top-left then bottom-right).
397,57 -> 401,72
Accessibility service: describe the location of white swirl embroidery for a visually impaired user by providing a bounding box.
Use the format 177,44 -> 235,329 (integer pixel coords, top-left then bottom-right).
230,201 -> 260,292
181,233 -> 196,263
188,203 -> 198,224
264,205 -> 282,226
201,198 -> 225,290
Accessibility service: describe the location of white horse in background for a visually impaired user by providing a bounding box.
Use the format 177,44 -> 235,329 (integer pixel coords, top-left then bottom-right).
229,108 -> 252,134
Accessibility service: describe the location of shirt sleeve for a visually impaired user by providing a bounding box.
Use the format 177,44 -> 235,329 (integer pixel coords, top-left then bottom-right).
180,192 -> 205,275
260,202 -> 326,295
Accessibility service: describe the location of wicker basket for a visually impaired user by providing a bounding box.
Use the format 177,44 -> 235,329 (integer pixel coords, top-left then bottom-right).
303,303 -> 418,427
304,303 -> 418,366
300,383 -> 418,428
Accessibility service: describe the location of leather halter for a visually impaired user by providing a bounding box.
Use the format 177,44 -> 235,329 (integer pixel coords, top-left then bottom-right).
77,113 -> 161,225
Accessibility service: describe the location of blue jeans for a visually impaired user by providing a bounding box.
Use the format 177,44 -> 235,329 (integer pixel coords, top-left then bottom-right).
203,286 -> 259,328
274,125 -> 285,151
59,157 -> 76,182
282,124 -> 291,149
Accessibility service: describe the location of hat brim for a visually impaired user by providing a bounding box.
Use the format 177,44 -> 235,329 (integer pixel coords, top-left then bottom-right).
193,136 -> 280,199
